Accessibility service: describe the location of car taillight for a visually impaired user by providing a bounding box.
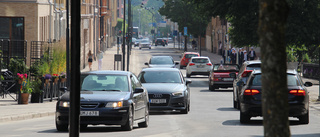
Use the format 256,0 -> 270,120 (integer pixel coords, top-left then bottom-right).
213,77 -> 220,81
244,89 -> 260,96
242,70 -> 253,77
189,63 -> 195,66
206,63 -> 212,66
289,90 -> 306,96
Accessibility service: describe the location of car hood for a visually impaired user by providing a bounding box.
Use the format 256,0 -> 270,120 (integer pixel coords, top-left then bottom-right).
141,83 -> 186,93
148,64 -> 175,68
60,91 -> 131,102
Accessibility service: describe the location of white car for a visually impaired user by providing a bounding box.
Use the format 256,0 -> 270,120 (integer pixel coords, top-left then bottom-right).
139,39 -> 151,49
186,56 -> 213,78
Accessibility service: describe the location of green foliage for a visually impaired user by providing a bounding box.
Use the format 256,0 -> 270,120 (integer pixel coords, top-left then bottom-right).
9,58 -> 29,77
31,78 -> 43,93
21,79 -> 33,94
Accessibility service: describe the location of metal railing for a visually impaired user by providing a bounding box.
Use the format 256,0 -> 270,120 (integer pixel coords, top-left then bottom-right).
302,63 -> 320,80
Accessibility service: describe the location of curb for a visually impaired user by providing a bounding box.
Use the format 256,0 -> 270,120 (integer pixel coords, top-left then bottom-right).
0,112 -> 55,123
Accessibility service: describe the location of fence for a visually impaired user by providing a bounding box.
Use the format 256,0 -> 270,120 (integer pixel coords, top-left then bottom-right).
41,78 -> 67,101
302,63 -> 320,80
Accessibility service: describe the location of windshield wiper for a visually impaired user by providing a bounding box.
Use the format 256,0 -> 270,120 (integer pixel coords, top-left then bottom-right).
99,89 -> 122,92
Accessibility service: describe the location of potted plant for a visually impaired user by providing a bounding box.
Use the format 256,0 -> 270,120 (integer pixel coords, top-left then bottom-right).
30,79 -> 44,103
59,72 -> 66,83
17,73 -> 27,84
52,74 -> 59,83
18,78 -> 32,104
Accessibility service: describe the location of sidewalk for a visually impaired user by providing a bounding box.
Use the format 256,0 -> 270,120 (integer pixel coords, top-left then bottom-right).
0,44 -> 319,123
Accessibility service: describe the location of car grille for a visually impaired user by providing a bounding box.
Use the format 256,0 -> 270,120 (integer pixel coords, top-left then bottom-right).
149,94 -> 170,106
80,102 -> 103,109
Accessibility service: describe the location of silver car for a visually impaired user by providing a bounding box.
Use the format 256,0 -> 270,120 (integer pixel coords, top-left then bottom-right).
186,56 -> 213,78
139,39 -> 151,49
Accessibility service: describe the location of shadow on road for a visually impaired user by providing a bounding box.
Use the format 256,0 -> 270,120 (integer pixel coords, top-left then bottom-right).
217,107 -> 238,111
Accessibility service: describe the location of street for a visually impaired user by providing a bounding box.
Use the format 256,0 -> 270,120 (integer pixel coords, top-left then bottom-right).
0,44 -> 319,137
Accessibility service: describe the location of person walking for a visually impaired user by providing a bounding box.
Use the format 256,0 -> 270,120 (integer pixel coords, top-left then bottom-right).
192,39 -> 197,50
222,46 -> 226,63
238,48 -> 244,66
248,47 -> 256,60
97,50 -> 104,70
231,48 -> 237,64
87,50 -> 94,71
243,50 -> 248,62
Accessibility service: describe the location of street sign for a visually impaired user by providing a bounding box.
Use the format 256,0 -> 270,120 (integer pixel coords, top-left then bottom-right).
184,27 -> 187,36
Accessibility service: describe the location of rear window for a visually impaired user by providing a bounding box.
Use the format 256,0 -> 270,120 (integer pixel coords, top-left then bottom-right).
185,54 -> 199,58
251,74 -> 298,86
246,64 -> 261,70
192,58 -> 209,63
150,57 -> 174,64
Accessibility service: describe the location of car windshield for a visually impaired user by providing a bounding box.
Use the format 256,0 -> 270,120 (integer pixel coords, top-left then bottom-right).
139,71 -> 182,83
251,74 -> 298,86
81,74 -> 129,92
185,54 -> 199,58
214,64 -> 239,71
150,57 -> 174,64
192,58 -> 209,63
141,40 -> 149,43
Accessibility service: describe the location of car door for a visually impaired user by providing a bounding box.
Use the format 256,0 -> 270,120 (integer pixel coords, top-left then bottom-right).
131,74 -> 145,119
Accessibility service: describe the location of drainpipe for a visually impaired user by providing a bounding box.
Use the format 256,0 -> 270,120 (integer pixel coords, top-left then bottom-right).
48,0 -> 52,43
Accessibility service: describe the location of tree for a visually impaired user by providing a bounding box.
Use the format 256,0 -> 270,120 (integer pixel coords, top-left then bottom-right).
258,0 -> 291,136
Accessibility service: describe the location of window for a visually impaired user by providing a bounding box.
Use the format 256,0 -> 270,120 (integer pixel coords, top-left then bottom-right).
0,17 -> 24,40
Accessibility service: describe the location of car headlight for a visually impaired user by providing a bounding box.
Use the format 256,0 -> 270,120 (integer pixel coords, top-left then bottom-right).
172,91 -> 183,96
106,101 -> 123,108
59,101 -> 70,108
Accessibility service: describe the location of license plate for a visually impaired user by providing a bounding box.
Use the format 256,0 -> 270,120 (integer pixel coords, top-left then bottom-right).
150,99 -> 166,104
80,111 -> 99,116
197,65 -> 205,68
223,78 -> 234,81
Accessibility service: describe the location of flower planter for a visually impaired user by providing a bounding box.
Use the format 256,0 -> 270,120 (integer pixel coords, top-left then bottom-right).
18,79 -> 23,84
60,78 -> 66,83
19,93 -> 29,104
31,92 -> 43,103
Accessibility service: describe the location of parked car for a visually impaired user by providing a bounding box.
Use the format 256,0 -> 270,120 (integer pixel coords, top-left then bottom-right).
209,64 -> 239,91
139,39 -> 151,49
231,60 -> 261,109
155,38 -> 165,46
145,56 -> 179,68
55,71 -> 149,131
179,52 -> 200,69
138,68 -> 192,114
186,56 -> 213,78
162,38 -> 168,45
237,69 -> 312,124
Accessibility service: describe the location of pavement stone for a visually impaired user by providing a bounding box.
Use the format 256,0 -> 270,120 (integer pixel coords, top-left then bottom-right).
0,43 -> 319,123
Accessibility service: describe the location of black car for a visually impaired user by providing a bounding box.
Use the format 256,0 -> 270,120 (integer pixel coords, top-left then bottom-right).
55,71 -> 149,131
145,56 -> 179,68
138,68 -> 192,114
155,38 -> 165,46
231,60 -> 261,109
237,69 -> 312,124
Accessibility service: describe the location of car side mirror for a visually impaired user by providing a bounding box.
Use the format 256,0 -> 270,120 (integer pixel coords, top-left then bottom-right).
236,81 -> 244,87
186,79 -> 192,85
175,62 -> 179,65
144,62 -> 149,65
229,72 -> 236,79
304,82 -> 313,87
59,87 -> 68,92
134,87 -> 144,94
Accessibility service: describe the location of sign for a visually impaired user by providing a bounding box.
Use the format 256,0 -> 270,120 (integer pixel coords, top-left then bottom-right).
158,21 -> 166,28
184,27 -> 187,36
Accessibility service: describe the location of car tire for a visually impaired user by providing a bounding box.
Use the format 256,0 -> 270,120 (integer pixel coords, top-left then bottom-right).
186,74 -> 191,78
149,47 -> 151,49
233,93 -> 238,109
209,81 -> 215,91
121,106 -> 133,131
163,45 -> 165,47
138,107 -> 149,128
299,111 -> 309,124
56,121 -> 68,131
139,48 -> 141,50
240,111 -> 250,123
181,105 -> 188,114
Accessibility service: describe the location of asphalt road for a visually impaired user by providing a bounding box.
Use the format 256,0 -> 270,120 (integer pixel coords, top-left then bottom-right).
0,45 -> 319,137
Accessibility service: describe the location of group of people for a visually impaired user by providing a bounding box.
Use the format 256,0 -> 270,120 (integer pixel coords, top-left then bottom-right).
221,47 -> 257,66
87,50 -> 104,71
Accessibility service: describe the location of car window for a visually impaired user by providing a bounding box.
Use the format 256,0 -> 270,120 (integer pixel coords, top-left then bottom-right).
250,74 -> 298,86
139,71 -> 182,83
251,74 -> 262,86
192,58 -> 209,63
81,75 -> 129,92
150,57 -> 174,64
185,54 -> 199,58
214,64 -> 239,71
246,64 -> 261,70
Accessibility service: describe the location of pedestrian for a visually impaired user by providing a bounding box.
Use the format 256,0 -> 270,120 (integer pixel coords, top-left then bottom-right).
238,48 -> 244,66
219,41 -> 222,55
248,47 -> 256,60
243,50 -> 248,62
192,39 -> 197,50
87,50 -> 94,71
222,46 -> 226,63
97,50 -> 104,70
231,48 -> 237,64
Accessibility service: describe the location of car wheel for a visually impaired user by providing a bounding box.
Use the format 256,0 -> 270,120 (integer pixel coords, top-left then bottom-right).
121,106 -> 133,131
299,111 -> 309,124
138,106 -> 149,128
163,45 -> 165,47
240,111 -> 250,123
80,124 -> 88,130
139,48 -> 141,50
233,93 -> 238,109
186,74 -> 191,78
181,105 -> 188,114
149,47 -> 151,49
56,121 -> 68,131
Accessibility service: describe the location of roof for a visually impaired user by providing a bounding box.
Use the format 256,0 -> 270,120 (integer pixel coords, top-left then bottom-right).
190,56 -> 209,59
243,60 -> 261,65
81,70 -> 130,75
183,52 -> 199,55
141,67 -> 180,72
251,69 -> 298,75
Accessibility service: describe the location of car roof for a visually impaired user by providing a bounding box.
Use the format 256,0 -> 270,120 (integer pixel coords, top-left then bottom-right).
251,69 -> 298,75
81,70 -> 130,76
190,56 -> 209,59
183,52 -> 199,55
243,60 -> 261,65
141,67 -> 180,72
151,56 -> 172,58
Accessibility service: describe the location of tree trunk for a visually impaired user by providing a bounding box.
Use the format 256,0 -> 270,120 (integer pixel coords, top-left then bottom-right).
258,0 -> 290,137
